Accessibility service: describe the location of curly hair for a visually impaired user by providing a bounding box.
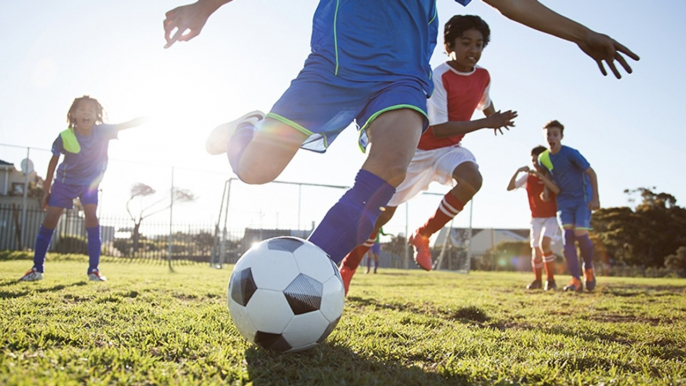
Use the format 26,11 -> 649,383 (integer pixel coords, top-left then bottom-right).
444,15 -> 491,49
66,96 -> 105,128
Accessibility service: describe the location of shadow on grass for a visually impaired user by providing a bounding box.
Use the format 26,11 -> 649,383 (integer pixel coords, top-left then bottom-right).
348,296 -> 490,324
0,281 -> 87,299
244,342 -> 466,386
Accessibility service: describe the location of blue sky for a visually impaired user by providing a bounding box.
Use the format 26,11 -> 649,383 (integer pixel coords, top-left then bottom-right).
0,1 -> 684,237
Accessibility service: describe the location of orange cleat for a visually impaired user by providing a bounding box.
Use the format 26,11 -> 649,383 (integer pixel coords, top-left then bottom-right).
409,231 -> 432,271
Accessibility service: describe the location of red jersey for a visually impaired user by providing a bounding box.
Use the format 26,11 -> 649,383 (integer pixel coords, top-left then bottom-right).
418,63 -> 491,150
515,174 -> 558,218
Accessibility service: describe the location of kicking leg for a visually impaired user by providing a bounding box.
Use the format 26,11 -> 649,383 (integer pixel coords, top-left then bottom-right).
309,109 -> 422,264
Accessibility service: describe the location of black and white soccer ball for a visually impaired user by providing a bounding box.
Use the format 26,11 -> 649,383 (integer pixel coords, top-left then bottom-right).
228,237 -> 345,353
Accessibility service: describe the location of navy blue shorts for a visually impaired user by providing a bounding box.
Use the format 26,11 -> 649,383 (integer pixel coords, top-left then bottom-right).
48,180 -> 98,209
268,62 -> 429,153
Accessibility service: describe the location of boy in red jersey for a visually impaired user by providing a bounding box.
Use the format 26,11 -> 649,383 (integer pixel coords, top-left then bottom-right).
338,15 -> 517,294
507,145 -> 561,291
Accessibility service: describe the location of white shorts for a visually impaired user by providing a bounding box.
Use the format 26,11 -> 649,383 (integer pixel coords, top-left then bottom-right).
387,145 -> 477,207
530,217 -> 561,248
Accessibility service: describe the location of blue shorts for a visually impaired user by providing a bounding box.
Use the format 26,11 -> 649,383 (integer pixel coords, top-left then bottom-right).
370,242 -> 381,255
557,200 -> 591,230
48,180 -> 98,209
268,61 -> 429,153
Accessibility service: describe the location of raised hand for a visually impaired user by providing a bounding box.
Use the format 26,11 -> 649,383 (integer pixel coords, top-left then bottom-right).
163,3 -> 212,49
577,31 -> 640,79
486,110 -> 518,135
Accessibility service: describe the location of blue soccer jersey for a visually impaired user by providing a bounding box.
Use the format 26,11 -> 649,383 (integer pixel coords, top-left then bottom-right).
538,145 -> 592,205
52,124 -> 118,187
308,0 -> 471,96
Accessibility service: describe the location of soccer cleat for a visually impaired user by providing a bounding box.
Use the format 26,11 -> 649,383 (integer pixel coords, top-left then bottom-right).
563,278 -> 583,292
205,110 -> 265,155
88,270 -> 107,282
584,267 -> 596,291
409,231 -> 432,271
526,279 -> 542,290
545,279 -> 557,291
339,265 -> 356,296
18,268 -> 43,282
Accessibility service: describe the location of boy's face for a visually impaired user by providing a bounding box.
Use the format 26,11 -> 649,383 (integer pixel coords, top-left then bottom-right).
73,100 -> 97,129
446,28 -> 484,72
544,127 -> 563,152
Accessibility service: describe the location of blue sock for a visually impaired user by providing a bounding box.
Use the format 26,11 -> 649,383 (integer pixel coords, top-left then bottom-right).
227,122 -> 255,177
309,170 -> 395,264
87,226 -> 101,273
33,225 -> 55,273
577,234 -> 594,270
563,229 -> 581,279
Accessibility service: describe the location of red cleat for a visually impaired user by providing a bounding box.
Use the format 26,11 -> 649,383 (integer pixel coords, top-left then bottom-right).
409,231 -> 432,271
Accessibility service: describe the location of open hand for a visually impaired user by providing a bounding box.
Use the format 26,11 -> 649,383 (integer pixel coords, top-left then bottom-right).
487,110 -> 518,135
163,3 -> 212,48
577,31 -> 640,79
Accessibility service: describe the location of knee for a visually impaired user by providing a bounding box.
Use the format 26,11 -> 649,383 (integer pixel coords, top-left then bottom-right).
236,164 -> 278,185
454,167 -> 482,194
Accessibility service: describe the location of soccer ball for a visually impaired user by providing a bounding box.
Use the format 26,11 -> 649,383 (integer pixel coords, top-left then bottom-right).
227,236 -> 345,353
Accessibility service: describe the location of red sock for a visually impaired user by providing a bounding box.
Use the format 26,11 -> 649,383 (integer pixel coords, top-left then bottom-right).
532,259 -> 543,280
341,230 -> 378,270
543,250 -> 555,280
417,193 -> 464,237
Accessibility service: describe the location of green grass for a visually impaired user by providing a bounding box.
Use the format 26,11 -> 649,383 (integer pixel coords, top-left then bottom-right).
1,256 -> 685,385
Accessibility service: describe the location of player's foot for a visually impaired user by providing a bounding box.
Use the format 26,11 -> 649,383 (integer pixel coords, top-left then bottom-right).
563,278 -> 583,292
88,270 -> 107,282
409,231 -> 432,271
365,268 -> 370,274
18,268 -> 43,282
545,279 -> 557,291
339,265 -> 356,296
584,267 -> 596,291
526,279 -> 542,290
205,110 -> 265,155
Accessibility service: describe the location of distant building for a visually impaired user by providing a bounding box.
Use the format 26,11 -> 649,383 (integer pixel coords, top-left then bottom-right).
435,226 -> 563,257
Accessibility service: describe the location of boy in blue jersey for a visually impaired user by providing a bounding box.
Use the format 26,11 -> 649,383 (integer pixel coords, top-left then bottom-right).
19,96 -> 145,282
162,0 -> 637,266
538,120 -> 599,292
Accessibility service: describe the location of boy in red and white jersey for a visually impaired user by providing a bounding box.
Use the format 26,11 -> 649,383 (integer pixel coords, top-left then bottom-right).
507,145 -> 561,291
339,15 -> 517,293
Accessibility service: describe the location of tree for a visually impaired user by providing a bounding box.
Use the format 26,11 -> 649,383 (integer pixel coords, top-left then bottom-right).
664,246 -> 686,277
125,183 -> 196,255
592,187 -> 686,267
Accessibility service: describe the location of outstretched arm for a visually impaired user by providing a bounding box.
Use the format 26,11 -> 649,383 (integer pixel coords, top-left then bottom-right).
164,0 -> 233,48
114,117 -> 147,132
483,0 -> 640,78
431,102 -> 517,138
507,166 -> 529,191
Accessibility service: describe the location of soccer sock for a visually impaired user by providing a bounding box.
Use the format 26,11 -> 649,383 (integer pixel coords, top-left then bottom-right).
543,250 -> 556,280
532,256 -> 543,281
227,122 -> 256,177
563,229 -> 581,279
577,234 -> 594,270
32,225 -> 55,273
341,233 -> 377,271
416,193 -> 464,237
366,255 -> 372,271
309,170 -> 395,264
86,226 -> 101,273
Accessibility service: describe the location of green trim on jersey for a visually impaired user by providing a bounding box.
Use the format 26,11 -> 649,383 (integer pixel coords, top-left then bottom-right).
538,150 -> 553,172
60,128 -> 80,154
333,0 -> 340,76
357,104 -> 429,153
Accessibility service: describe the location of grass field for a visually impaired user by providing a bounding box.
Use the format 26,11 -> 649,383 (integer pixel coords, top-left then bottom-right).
1,255 -> 685,385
